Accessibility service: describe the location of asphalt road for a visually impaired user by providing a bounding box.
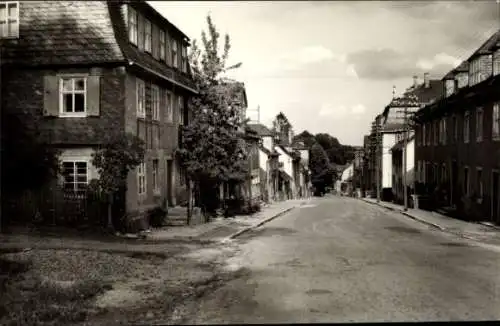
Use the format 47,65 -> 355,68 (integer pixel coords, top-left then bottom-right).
181,196 -> 500,323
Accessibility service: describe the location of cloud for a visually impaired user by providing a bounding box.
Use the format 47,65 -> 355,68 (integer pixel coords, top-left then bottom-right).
318,103 -> 366,118
346,48 -> 461,80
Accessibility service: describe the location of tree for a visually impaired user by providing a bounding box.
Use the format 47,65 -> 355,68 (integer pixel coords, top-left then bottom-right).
177,15 -> 248,221
91,133 -> 145,230
309,143 -> 335,195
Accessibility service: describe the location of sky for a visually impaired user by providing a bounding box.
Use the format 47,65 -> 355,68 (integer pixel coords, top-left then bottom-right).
149,0 -> 500,146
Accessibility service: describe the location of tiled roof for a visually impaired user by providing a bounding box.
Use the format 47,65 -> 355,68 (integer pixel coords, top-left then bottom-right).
1,1 -> 196,92
468,29 -> 500,58
248,123 -> 273,137
1,1 -> 124,66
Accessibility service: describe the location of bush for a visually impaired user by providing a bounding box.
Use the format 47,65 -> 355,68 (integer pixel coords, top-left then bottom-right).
148,206 -> 168,228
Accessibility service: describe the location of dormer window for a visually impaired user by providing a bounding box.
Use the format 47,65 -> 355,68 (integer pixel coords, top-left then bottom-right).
0,1 -> 19,38
456,72 -> 469,89
445,79 -> 455,97
469,57 -> 481,86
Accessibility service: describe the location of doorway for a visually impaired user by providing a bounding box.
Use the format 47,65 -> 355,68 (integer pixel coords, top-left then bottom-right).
492,171 -> 499,224
166,160 -> 173,207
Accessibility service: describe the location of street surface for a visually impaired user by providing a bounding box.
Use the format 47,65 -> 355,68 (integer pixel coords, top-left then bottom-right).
180,196 -> 500,323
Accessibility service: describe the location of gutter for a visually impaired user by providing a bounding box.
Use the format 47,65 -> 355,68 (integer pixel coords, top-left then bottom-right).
128,61 -> 198,95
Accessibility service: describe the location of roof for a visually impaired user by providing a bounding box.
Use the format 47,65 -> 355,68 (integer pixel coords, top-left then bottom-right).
247,123 -> 273,137
1,1 -> 196,92
468,29 -> 500,59
391,135 -> 415,152
443,61 -> 470,80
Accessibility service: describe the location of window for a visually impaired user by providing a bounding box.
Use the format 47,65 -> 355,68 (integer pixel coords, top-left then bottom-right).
0,1 -> 18,38
434,121 -> 438,145
453,115 -> 458,142
137,162 -> 146,195
439,118 -> 447,145
494,50 -> 500,76
136,79 -> 145,118
128,6 -> 138,45
422,124 -> 426,146
457,73 -> 469,89
441,164 -> 447,183
477,168 -> 483,198
166,92 -> 173,122
493,103 -> 500,140
172,38 -> 178,68
181,45 -> 188,73
62,161 -> 88,193
60,77 -> 87,116
144,19 -> 152,53
152,159 -> 159,194
159,29 -> 166,61
178,96 -> 184,125
464,112 -> 470,143
445,79 -> 455,97
464,167 -> 470,196
151,84 -> 160,121
476,108 -> 483,142
470,57 -> 481,86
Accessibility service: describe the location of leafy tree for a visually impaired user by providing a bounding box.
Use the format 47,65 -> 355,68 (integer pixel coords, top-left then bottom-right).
92,133 -> 145,230
309,143 -> 335,195
177,15 -> 248,221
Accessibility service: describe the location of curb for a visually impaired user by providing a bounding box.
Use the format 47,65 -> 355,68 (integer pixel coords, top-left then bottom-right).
225,206 -> 296,240
361,198 -> 445,231
479,222 -> 500,231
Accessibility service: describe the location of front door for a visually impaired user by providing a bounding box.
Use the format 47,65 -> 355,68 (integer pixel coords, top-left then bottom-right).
492,171 -> 499,224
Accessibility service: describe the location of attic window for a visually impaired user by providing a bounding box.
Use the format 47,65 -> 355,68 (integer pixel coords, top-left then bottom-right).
0,1 -> 19,38
128,7 -> 138,45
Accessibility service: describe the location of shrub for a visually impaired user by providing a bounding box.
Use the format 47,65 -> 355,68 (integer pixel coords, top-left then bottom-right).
148,206 -> 168,228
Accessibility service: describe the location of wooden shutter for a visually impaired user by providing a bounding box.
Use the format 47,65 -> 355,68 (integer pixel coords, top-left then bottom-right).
87,76 -> 101,116
43,75 -> 59,116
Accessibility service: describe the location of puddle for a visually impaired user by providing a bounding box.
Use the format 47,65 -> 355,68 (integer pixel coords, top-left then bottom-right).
385,226 -> 421,234
439,242 -> 470,247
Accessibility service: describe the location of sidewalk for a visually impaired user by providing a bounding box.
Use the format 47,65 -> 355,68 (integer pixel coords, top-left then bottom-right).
145,199 -> 306,242
0,200 -> 306,253
361,197 -> 500,244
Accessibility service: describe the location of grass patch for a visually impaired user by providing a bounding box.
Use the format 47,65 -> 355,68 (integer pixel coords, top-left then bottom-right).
0,256 -> 111,326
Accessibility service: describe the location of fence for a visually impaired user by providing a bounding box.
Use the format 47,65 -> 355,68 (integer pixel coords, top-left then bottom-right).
3,184 -> 109,228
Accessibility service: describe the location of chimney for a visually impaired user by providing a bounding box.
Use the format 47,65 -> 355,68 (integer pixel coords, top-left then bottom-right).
413,75 -> 418,88
424,72 -> 430,88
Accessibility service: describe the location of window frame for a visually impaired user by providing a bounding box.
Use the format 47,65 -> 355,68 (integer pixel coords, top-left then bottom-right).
152,159 -> 159,194
445,79 -> 455,97
172,38 -> 178,68
128,6 -> 138,45
493,102 -> 500,140
137,161 -> 146,195
181,44 -> 188,73
476,107 -> 483,142
151,84 -> 160,121
61,160 -> 89,194
166,91 -> 174,123
159,29 -> 166,62
494,50 -> 500,76
144,18 -> 152,53
464,166 -> 470,196
477,167 -> 483,199
178,95 -> 184,125
136,79 -> 146,118
0,1 -> 19,39
59,76 -> 88,117
464,111 -> 470,143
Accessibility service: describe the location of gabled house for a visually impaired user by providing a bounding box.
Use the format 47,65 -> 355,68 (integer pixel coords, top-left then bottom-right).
414,29 -> 500,224
378,73 -> 443,201
0,0 -> 197,226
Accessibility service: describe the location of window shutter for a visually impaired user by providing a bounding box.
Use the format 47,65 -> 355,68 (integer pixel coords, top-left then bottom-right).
87,76 -> 101,116
43,76 -> 59,116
